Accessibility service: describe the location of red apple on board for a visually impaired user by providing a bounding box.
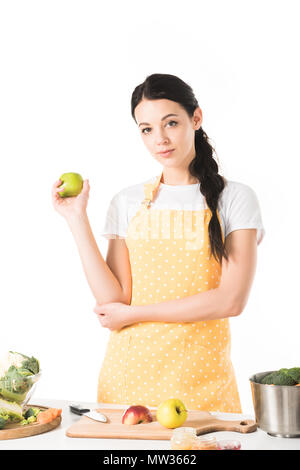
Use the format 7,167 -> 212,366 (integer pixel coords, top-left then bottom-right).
121,405 -> 153,425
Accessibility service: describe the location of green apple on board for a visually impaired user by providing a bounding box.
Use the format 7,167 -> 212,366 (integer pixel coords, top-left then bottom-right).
156,398 -> 187,429
58,172 -> 84,197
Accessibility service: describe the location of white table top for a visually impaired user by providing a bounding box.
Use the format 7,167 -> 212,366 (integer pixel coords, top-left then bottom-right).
0,398 -> 300,450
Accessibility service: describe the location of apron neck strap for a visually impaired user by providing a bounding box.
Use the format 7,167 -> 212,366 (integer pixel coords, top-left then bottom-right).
142,170 -> 164,208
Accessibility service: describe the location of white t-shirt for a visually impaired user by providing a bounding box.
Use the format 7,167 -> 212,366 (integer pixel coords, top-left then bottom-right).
101,175 -> 266,245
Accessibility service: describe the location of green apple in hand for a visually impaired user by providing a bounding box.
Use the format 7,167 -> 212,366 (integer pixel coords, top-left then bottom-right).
58,172 -> 84,197
156,398 -> 187,429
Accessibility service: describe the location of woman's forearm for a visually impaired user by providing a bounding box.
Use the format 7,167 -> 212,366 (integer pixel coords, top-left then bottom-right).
66,213 -> 126,304
130,287 -> 240,323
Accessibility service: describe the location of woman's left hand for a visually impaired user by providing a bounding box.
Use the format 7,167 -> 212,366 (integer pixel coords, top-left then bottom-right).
93,302 -> 134,331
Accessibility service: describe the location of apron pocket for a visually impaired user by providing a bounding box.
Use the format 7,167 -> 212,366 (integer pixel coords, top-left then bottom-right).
180,338 -> 237,411
180,339 -> 223,408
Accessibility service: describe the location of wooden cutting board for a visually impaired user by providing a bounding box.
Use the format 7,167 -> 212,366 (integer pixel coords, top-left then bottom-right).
0,405 -> 61,440
66,408 -> 257,440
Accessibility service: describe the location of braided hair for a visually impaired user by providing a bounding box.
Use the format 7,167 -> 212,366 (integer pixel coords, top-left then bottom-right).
131,73 -> 228,264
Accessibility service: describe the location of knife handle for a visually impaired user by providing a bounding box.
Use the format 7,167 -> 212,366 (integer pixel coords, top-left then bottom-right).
69,404 -> 90,415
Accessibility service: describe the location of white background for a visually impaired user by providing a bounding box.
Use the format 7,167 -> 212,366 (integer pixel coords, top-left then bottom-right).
0,0 -> 299,415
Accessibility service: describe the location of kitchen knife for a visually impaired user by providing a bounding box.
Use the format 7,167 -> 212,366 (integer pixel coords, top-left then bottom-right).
69,404 -> 107,423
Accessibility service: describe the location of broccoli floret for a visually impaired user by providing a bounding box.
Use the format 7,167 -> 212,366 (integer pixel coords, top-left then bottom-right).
31,407 -> 41,416
24,408 -> 35,419
260,368 -> 300,385
0,416 -> 8,429
20,415 -> 37,426
287,367 -> 300,383
27,415 -> 37,424
261,372 -> 276,384
272,369 -> 297,385
24,407 -> 41,419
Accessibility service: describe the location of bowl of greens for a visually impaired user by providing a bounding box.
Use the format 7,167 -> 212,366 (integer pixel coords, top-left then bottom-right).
249,367 -> 300,438
0,351 -> 41,407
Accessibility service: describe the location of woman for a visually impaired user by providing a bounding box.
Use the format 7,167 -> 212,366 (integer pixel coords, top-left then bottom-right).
52,73 -> 265,413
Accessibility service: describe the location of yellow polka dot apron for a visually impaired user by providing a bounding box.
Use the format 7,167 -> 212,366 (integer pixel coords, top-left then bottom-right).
97,172 -> 242,413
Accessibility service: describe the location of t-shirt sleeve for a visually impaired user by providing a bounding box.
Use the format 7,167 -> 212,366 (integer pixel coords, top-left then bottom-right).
100,191 -> 128,239
222,182 -> 266,245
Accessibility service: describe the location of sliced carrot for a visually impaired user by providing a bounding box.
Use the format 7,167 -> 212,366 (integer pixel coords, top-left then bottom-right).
49,408 -> 62,418
48,408 -> 58,419
36,408 -> 62,424
37,410 -> 53,424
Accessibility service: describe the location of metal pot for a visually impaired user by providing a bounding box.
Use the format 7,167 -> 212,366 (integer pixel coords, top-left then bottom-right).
249,370 -> 300,438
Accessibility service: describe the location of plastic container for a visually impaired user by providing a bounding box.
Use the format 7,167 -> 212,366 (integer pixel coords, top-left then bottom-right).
0,371 -> 42,407
216,439 -> 241,450
170,427 -> 197,450
191,435 -> 218,450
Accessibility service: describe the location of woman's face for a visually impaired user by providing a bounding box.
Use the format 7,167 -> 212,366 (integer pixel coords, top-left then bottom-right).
134,98 -> 202,170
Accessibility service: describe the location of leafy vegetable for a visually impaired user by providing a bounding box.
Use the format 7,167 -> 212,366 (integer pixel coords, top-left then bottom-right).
0,352 -> 40,403
0,352 -> 41,430
0,366 -> 33,402
8,351 -> 40,375
0,398 -> 23,422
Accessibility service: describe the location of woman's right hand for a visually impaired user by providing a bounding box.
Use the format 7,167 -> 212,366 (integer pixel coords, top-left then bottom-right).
51,179 -> 90,220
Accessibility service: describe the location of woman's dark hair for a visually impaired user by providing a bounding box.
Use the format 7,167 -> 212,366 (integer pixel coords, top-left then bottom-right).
131,73 -> 228,265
